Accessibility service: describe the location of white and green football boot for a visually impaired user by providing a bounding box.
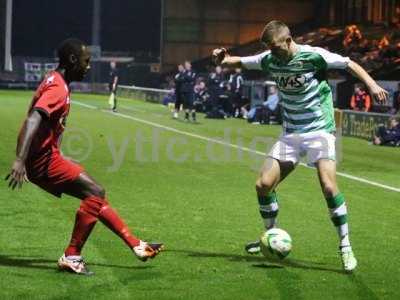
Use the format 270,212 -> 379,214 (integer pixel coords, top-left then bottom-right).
340,247 -> 357,272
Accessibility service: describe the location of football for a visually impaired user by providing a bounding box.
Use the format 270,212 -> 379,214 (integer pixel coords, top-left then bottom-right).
260,228 -> 292,259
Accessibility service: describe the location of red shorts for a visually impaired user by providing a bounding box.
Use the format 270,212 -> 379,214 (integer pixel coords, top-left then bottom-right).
26,150 -> 84,198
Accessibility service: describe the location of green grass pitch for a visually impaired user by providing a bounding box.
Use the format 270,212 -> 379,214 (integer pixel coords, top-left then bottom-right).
0,89 -> 399,299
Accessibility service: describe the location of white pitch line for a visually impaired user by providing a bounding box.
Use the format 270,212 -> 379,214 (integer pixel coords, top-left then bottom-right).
72,100 -> 400,193
119,104 -> 146,113
71,100 -> 97,109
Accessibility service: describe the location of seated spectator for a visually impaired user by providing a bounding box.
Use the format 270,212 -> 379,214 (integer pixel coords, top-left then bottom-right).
262,85 -> 281,124
245,105 -> 260,123
373,116 -> 400,147
193,81 -> 210,112
245,86 -> 282,125
350,84 -> 371,112
205,83 -> 231,119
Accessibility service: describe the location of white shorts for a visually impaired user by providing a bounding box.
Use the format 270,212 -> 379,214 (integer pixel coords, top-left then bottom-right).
268,130 -> 336,165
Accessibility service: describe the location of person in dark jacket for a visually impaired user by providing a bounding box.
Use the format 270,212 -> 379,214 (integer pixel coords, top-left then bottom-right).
208,66 -> 225,114
109,61 -> 119,112
193,81 -> 210,113
229,68 -> 244,117
173,64 -> 185,119
182,61 -> 197,121
373,116 -> 400,146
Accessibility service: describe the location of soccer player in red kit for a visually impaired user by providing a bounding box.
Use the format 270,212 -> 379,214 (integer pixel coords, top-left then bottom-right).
6,38 -> 163,275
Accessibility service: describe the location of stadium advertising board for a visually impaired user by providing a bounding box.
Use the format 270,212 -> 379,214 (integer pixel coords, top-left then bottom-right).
341,110 -> 391,140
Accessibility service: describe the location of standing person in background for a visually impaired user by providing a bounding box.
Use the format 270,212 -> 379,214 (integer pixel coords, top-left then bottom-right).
219,82 -> 233,118
173,64 -> 185,119
108,61 -> 119,112
182,61 -> 197,122
208,66 -> 225,114
229,68 -> 244,117
350,83 -> 371,112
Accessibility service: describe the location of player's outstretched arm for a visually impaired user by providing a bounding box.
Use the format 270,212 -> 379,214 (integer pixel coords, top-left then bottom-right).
5,110 -> 43,189
346,60 -> 388,103
212,48 -> 242,69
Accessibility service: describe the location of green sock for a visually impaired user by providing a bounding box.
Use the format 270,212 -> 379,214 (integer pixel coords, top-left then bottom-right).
326,193 -> 351,249
258,191 -> 279,229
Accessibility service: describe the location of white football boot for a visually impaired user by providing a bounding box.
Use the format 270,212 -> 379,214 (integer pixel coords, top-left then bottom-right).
133,241 -> 164,262
340,248 -> 357,272
58,254 -> 93,276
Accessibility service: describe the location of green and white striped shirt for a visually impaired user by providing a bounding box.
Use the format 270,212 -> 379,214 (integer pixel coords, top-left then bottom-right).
241,45 -> 350,134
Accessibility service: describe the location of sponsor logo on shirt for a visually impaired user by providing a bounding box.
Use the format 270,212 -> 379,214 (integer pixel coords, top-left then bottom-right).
272,74 -> 307,90
271,71 -> 315,90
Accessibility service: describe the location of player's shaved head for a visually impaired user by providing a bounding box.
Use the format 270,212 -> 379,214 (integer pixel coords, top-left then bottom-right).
260,20 -> 291,45
56,38 -> 90,82
57,38 -> 86,66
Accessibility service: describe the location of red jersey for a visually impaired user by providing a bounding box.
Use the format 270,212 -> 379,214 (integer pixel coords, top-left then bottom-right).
19,71 -> 71,158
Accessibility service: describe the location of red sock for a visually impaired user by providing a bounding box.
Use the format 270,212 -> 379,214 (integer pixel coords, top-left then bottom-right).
65,196 -> 140,256
98,202 -> 141,248
64,207 -> 97,257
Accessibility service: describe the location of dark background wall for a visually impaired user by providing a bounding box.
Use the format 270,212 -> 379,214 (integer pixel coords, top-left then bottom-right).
100,1 -> 161,54
161,0 -> 316,72
11,0 -> 161,57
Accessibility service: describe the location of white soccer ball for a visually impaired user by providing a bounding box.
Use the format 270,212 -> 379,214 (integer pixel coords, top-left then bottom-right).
260,228 -> 292,259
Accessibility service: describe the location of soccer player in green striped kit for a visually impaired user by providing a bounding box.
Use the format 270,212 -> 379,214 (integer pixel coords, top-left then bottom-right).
213,20 -> 388,272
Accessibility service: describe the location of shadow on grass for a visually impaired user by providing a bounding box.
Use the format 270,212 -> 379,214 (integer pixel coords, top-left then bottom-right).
0,254 -> 154,271
167,249 -> 345,274
347,274 -> 380,300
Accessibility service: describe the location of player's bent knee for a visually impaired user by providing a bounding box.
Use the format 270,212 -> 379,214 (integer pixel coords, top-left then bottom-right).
97,185 -> 106,198
256,177 -> 275,193
89,184 -> 106,198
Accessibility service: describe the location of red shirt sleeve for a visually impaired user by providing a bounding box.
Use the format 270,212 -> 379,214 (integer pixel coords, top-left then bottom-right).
33,82 -> 67,118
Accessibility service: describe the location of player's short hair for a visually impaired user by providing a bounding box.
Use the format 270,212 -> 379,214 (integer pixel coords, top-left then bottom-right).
57,38 -> 85,66
260,20 -> 291,45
